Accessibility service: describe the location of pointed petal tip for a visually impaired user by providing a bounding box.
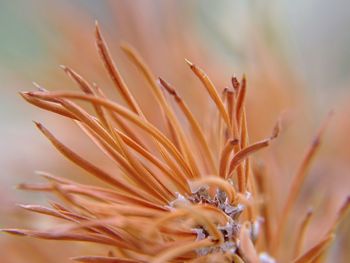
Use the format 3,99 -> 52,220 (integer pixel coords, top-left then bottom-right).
35,171 -> 55,181
119,41 -> 131,52
19,91 -> 29,98
94,21 -> 103,41
94,20 -> 100,33
158,77 -> 169,86
184,58 -> 193,67
32,81 -> 40,88
307,207 -> 314,214
31,82 -> 47,92
34,170 -> 46,175
231,76 -> 240,91
340,195 -> 350,212
158,77 -> 176,95
59,64 -> 67,71
271,120 -> 281,140
33,121 -> 43,130
16,203 -> 32,210
1,229 -> 26,236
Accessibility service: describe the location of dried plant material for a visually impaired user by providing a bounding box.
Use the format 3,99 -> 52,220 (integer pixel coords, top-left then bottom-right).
293,235 -> 335,263
185,59 -> 232,131
95,22 -> 143,116
327,196 -> 350,235
220,139 -> 239,179
72,256 -> 143,263
239,224 -> 260,263
274,112 -> 333,250
159,77 -> 217,174
293,208 -> 314,257
2,24 -> 348,263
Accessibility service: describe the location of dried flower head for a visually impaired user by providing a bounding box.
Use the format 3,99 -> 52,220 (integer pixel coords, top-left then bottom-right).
2,23 -> 349,263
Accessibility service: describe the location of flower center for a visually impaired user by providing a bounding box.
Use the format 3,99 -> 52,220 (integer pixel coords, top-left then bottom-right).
169,187 -> 245,256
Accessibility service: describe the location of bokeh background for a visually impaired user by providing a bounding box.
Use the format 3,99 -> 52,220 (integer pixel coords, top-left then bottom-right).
0,0 -> 349,262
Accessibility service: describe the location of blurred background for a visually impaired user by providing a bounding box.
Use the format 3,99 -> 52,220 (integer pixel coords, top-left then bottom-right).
0,0 -> 349,262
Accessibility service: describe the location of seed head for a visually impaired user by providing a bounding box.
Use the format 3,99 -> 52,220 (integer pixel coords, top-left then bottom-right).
2,23 -> 349,263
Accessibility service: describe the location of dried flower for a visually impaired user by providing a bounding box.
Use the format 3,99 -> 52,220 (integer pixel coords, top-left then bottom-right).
2,23 -> 349,263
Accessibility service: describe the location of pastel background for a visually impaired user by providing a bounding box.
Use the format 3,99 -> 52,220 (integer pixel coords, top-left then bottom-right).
0,1 -> 349,262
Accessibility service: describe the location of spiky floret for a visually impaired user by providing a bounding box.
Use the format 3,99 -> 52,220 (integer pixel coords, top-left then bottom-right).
2,23 -> 349,263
